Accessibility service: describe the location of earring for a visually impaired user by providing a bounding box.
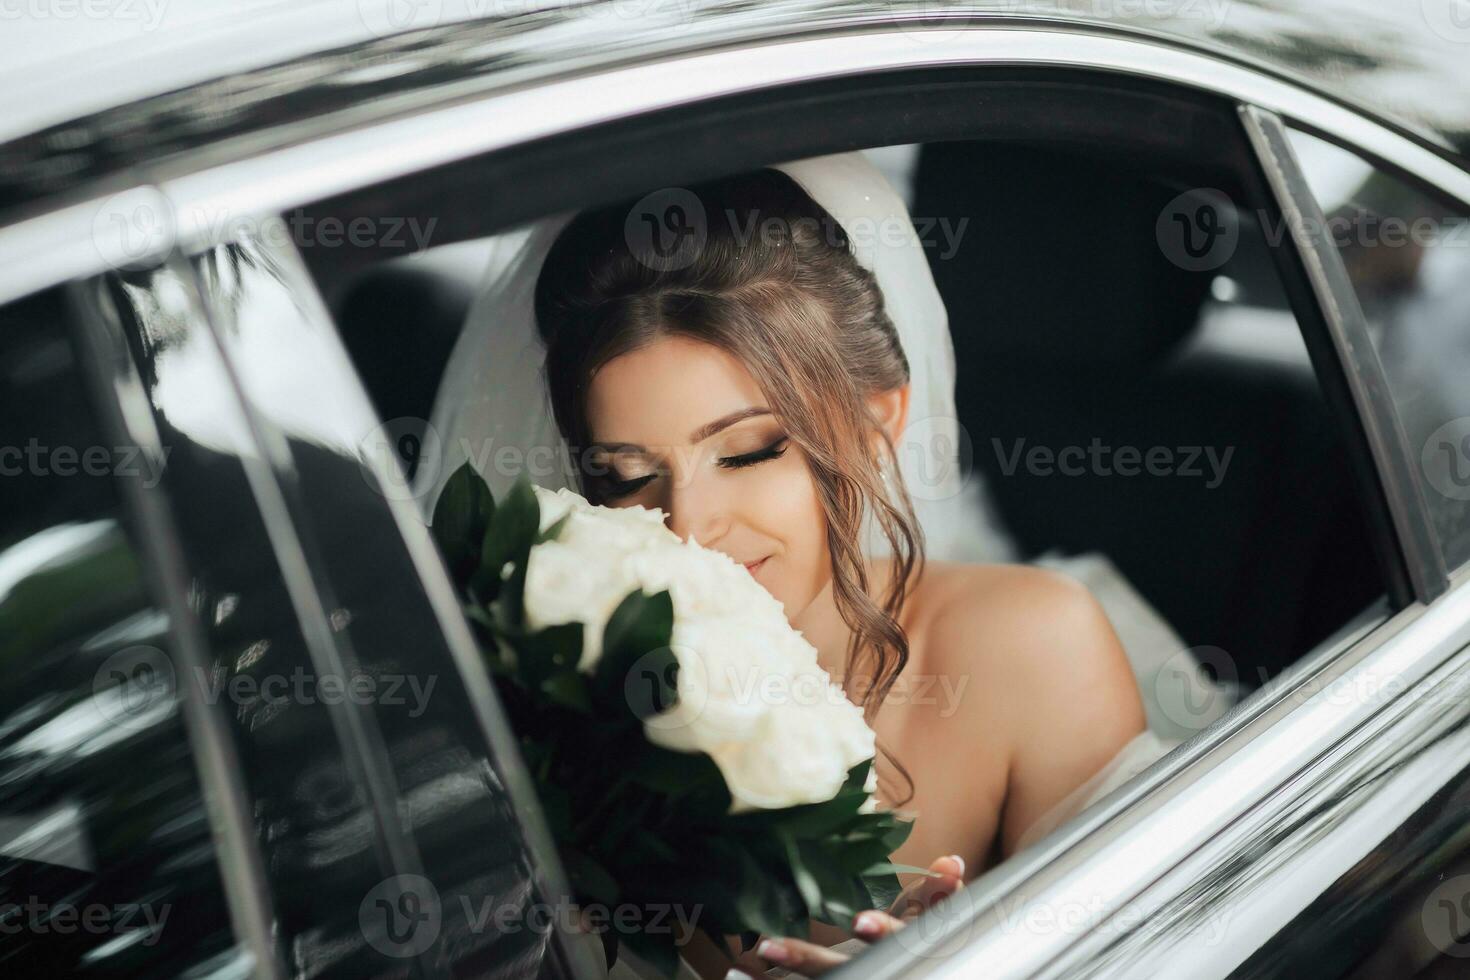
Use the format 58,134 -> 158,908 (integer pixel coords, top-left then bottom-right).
878,455 -> 894,495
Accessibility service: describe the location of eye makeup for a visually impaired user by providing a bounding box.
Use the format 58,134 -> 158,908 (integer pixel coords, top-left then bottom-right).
718,436 -> 789,470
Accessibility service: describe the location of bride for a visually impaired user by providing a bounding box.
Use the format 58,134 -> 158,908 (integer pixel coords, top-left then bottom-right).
424,150 -> 1169,978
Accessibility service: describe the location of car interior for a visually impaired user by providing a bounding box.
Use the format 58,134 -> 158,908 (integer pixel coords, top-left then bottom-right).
295,68 -> 1393,709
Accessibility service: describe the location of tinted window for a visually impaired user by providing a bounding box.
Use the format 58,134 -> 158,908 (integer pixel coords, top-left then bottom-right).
0,289 -> 240,976
1287,127 -> 1470,571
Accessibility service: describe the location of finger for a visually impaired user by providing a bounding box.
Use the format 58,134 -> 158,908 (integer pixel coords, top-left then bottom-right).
852,910 -> 905,941
729,944 -> 771,975
890,855 -> 966,919
756,936 -> 854,977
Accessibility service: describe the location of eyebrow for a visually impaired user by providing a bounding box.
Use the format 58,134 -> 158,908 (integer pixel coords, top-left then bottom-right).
592,407 -> 773,454
690,407 -> 772,444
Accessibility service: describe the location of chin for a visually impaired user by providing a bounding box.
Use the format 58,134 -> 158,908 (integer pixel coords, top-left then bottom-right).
765,571 -> 828,625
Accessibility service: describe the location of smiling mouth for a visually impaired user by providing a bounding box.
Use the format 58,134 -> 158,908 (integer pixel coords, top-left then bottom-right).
742,557 -> 769,575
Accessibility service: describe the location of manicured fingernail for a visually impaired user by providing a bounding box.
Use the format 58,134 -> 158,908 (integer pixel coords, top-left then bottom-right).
853,912 -> 881,938
723,970 -> 755,980
950,854 -> 966,876
757,939 -> 790,964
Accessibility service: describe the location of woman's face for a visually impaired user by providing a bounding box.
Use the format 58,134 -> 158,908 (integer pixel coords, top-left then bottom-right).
583,335 -> 831,620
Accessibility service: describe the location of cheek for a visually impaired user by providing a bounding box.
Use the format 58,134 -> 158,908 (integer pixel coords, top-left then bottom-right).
745,450 -> 830,613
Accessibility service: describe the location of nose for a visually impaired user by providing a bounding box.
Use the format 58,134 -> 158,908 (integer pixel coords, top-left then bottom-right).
662,472 -> 731,548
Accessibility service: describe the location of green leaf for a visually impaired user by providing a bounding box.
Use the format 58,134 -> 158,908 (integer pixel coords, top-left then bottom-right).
881,815 -> 916,853
562,847 -> 621,907
516,622 -> 583,690
861,869 -> 903,915
729,845 -> 801,939
540,669 -> 592,713
536,512 -> 571,544
624,747 -> 731,819
626,745 -> 716,789
779,830 -> 868,930
759,798 -> 864,840
863,862 -> 939,877
832,836 -> 896,877
592,590 -> 676,720
473,475 -> 540,605
431,463 -> 494,588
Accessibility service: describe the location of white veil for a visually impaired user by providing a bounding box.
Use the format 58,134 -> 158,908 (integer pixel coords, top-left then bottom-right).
417,150 -> 1017,564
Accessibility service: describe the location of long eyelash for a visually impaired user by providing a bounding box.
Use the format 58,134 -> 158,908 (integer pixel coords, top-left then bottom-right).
719,438 -> 789,470
602,473 -> 656,499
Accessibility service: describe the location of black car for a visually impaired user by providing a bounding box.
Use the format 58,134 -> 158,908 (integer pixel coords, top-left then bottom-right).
3,2 -> 1470,978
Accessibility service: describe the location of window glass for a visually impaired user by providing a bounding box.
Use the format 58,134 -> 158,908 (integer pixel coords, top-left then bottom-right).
0,289 -> 240,976
1287,127 -> 1470,570
914,138 -> 1386,694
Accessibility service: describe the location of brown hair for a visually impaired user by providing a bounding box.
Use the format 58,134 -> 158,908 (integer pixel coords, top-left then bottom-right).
534,168 -> 925,807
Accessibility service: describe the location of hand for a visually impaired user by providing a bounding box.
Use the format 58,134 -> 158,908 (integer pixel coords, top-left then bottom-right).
735,854 -> 967,978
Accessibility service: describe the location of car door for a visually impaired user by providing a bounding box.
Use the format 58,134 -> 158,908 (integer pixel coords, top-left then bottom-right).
5,14 -> 1470,980
0,222 -> 600,975
853,84 -> 1470,980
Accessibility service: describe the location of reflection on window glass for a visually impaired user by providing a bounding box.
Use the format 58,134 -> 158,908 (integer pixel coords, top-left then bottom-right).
0,289 -> 240,977
1287,128 -> 1470,570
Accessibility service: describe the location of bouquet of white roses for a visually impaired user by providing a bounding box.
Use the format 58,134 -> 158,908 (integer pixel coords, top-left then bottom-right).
432,465 -> 919,977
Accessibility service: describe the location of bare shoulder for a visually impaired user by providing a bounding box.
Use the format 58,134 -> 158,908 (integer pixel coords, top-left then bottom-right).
898,559 -> 1147,851
904,560 -> 1119,668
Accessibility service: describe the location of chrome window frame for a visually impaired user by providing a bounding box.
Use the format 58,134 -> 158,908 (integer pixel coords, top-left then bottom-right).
2,21 -> 1468,978
1240,105 -> 1449,601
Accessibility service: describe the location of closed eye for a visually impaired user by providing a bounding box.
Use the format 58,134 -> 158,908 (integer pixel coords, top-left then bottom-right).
600,472 -> 657,500
719,437 -> 788,469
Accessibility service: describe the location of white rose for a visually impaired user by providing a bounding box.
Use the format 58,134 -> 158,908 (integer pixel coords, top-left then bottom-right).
520,485 -> 878,812
716,694 -> 875,811
521,539 -> 643,669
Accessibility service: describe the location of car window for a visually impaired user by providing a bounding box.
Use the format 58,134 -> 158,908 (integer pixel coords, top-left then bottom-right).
0,288 -> 242,976
279,78 -> 1406,970
310,134 -> 1390,799
71,244 -> 584,979
1285,127 -> 1470,572
911,138 -> 1387,701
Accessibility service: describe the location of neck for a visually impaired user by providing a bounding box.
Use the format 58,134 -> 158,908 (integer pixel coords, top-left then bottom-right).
790,576 -> 851,681
789,555 -> 891,695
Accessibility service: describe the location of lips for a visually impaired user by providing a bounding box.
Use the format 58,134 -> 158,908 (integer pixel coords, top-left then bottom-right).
742,557 -> 769,576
